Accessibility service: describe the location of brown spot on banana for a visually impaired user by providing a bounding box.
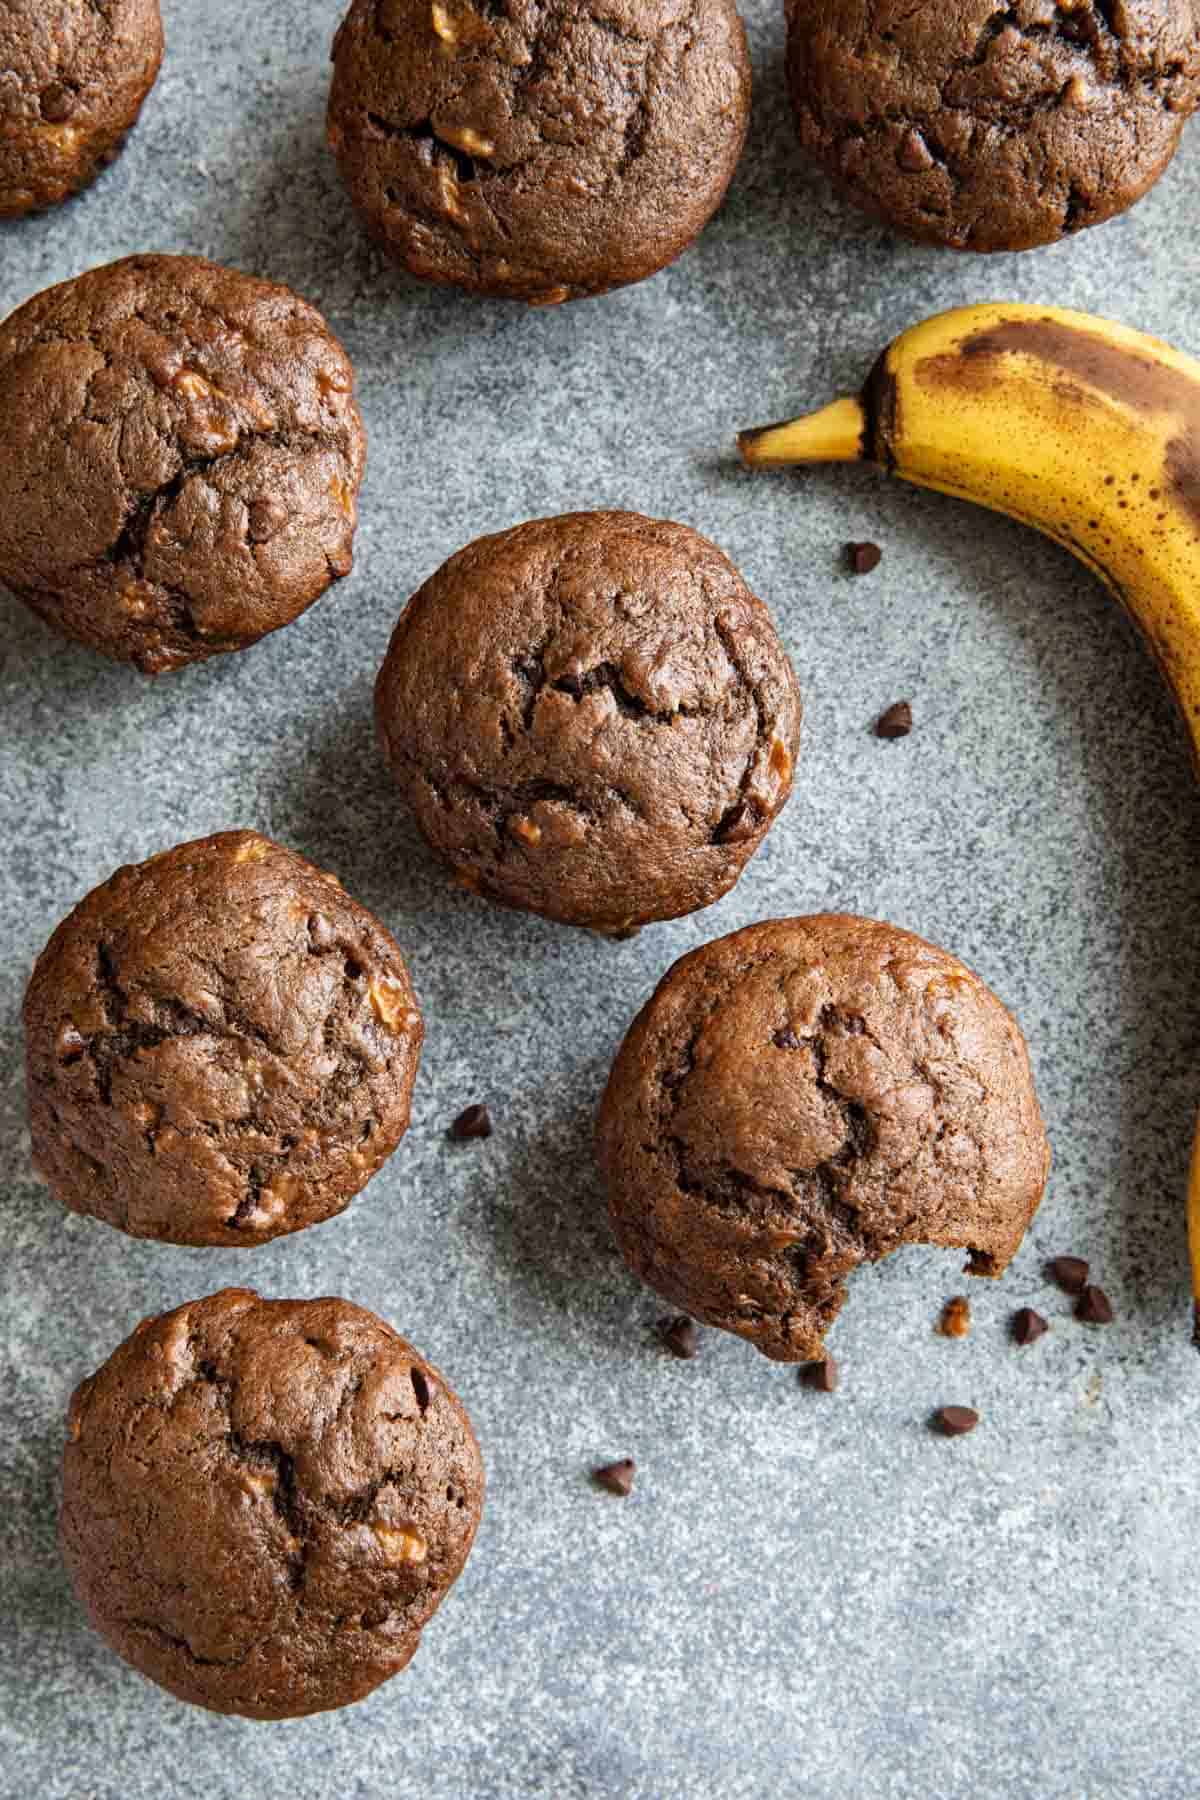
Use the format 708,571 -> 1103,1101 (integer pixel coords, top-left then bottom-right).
1166,437 -> 1200,533
955,317 -> 1191,416
914,316 -> 1200,535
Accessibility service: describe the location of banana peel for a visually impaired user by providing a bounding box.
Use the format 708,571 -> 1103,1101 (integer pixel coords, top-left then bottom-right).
736,301 -> 1200,1340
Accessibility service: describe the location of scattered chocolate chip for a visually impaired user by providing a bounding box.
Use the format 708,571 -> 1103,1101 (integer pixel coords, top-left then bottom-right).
1012,1306 -> 1048,1346
448,1103 -> 492,1141
875,700 -> 913,739
660,1316 -> 699,1360
1047,1255 -> 1089,1295
803,1356 -> 839,1392
932,1405 -> 978,1437
937,1296 -> 971,1339
847,540 -> 882,575
593,1458 -> 635,1496
1075,1284 -> 1114,1325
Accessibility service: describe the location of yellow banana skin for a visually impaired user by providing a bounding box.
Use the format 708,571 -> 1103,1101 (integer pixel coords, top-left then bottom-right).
737,300 -> 1200,1340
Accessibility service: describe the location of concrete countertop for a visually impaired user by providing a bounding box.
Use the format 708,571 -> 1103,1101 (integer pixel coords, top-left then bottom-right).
3,4 -> 1200,1795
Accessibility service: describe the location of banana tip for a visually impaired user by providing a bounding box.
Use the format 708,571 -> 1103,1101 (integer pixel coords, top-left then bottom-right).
736,422 -> 783,465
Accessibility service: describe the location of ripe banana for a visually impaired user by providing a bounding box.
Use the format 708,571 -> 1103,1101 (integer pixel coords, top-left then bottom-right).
736,300 -> 1200,1340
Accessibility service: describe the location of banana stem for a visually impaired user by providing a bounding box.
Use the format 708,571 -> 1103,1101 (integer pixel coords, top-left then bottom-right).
737,395 -> 868,468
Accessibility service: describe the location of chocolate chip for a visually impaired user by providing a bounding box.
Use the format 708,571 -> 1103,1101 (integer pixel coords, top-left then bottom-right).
932,1405 -> 978,1437
1047,1255 -> 1089,1295
847,540 -> 882,575
897,128 -> 934,172
875,701 -> 913,739
247,496 -> 289,543
774,1029 -> 803,1050
448,1103 -> 492,1141
937,1296 -> 971,1338
803,1356 -> 839,1392
55,1023 -> 86,1063
1075,1284 -> 1114,1325
660,1316 -> 699,1360
1012,1306 -> 1048,1346
307,912 -> 337,951
593,1458 -> 635,1496
716,800 -> 762,847
41,83 -> 75,123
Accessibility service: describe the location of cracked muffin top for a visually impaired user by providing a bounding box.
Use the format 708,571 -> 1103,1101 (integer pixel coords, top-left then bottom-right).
786,0 -> 1200,252
598,915 -> 1050,1361
24,832 -> 423,1247
326,0 -> 752,302
0,0 -> 163,218
374,511 -> 803,933
0,254 -> 365,672
61,1289 -> 484,1718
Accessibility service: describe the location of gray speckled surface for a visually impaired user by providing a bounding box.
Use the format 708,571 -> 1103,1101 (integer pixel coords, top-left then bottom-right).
3,4 -> 1200,1796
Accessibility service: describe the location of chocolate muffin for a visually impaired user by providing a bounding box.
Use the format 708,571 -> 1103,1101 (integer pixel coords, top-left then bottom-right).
0,0 -> 163,217
61,1289 -> 484,1719
786,0 -> 1200,252
24,832 -> 423,1247
0,254 -> 365,673
375,511 -> 802,933
326,0 -> 752,302
598,915 -> 1050,1361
